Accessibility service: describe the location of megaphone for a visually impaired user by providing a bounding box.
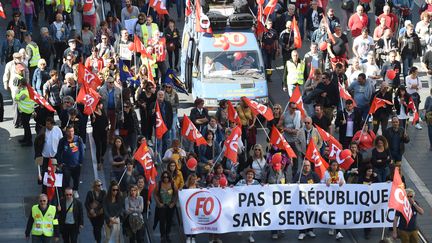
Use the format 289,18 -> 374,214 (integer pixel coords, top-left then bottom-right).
200,14 -> 211,29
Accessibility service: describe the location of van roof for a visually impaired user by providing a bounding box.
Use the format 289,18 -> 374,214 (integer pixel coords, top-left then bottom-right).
198,31 -> 259,52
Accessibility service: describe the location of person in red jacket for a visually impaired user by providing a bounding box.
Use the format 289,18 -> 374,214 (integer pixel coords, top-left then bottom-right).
348,5 -> 369,38
376,5 -> 398,33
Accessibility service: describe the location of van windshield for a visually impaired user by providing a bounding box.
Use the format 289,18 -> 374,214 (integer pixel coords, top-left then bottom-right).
202,51 -> 262,78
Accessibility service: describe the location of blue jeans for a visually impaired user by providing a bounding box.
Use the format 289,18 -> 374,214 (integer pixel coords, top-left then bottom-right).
428,124 -> 432,147
25,14 -> 33,34
169,112 -> 178,141
402,56 -> 414,82
374,166 -> 389,183
298,14 -> 305,39
156,133 -> 170,162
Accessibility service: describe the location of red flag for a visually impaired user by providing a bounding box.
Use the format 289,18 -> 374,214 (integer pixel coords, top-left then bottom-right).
407,97 -> 419,125
328,143 -> 355,170
315,124 -> 342,148
389,167 -> 413,225
195,0 -> 212,33
146,59 -> 155,84
227,101 -> 242,127
292,16 -> 302,49
224,126 -> 242,163
369,97 -> 393,114
185,0 -> 192,16
256,1 -> 265,36
269,126 -> 297,158
263,0 -> 277,15
241,97 -> 274,121
305,139 -> 328,179
289,86 -> 306,118
181,114 -> 207,146
338,83 -> 357,107
150,0 -> 169,15
133,140 -> 158,201
76,86 -> 100,115
26,84 -> 56,112
155,101 -> 168,139
46,159 -> 56,201
0,3 -> 6,19
77,63 -> 102,91
308,65 -> 315,80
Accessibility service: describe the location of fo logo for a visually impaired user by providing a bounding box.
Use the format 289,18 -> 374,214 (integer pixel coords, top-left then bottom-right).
185,191 -> 222,225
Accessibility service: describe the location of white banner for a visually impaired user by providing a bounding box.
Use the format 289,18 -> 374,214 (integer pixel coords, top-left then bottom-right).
179,183 -> 395,234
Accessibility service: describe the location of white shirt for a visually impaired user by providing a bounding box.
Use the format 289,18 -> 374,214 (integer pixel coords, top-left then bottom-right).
42,126 -> 63,158
405,75 -> 422,95
251,158 -> 267,180
353,36 -> 374,59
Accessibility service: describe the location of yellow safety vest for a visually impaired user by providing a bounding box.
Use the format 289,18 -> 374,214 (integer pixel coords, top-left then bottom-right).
56,0 -> 73,13
141,23 -> 159,46
30,205 -> 58,237
15,87 -> 35,114
285,60 -> 305,85
28,43 -> 41,68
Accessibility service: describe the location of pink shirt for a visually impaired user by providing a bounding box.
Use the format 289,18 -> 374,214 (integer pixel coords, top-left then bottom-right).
12,0 -> 21,9
23,1 -> 35,15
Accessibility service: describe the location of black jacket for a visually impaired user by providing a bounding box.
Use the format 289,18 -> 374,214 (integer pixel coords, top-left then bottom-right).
399,33 -> 422,59
372,90 -> 393,117
151,100 -> 173,130
335,107 -> 363,138
305,7 -> 324,31
58,198 -> 84,229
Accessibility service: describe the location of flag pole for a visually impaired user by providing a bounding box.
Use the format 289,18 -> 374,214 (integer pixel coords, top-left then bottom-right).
356,113 -> 370,143
380,210 -> 390,240
118,166 -> 128,185
404,118 -> 409,136
256,118 -> 270,140
297,159 -> 305,183
55,187 -> 60,205
340,97 -> 346,121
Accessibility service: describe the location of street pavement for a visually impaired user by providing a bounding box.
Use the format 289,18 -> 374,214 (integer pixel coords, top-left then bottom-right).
1,1 -> 432,243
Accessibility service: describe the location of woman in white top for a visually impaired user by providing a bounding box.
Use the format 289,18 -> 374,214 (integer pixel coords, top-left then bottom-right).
415,12 -> 432,54
248,144 -> 268,182
405,66 -> 423,129
322,160 -> 345,240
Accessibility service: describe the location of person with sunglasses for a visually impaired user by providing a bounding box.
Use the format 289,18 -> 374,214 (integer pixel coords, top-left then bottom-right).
25,194 -> 60,242
58,187 -> 84,243
135,82 -> 157,142
103,181 -> 124,243
154,171 -> 178,242
85,180 -> 106,243
392,188 -> 424,243
119,100 -> 140,152
267,104 -> 283,130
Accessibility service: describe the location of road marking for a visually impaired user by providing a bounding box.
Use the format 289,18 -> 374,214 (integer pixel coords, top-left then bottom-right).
88,130 -> 106,190
402,156 -> 432,209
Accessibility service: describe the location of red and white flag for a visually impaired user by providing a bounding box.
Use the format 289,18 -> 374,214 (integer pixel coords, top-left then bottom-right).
185,0 -> 192,16
289,86 -> 306,118
76,86 -> 100,115
224,126 -> 242,163
155,101 -> 168,139
305,139 -> 328,179
27,84 -> 56,112
195,0 -> 212,33
150,0 -> 169,15
338,83 -> 357,107
181,114 -> 207,146
315,124 -> 342,148
369,97 -> 393,114
328,143 -> 355,170
292,16 -> 302,49
269,126 -> 297,158
0,3 -> 6,19
46,159 -> 56,201
133,140 -> 158,201
241,97 -> 274,121
263,0 -> 277,16
407,97 -> 419,125
256,0 -> 266,36
389,167 -> 412,225
77,63 -> 102,91
227,101 -> 242,127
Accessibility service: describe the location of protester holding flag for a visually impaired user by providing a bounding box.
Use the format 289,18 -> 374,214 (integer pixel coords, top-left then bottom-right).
371,82 -> 393,133
118,100 -> 140,152
154,171 -> 178,243
190,98 -> 210,133
311,104 -> 331,133
152,90 -> 173,155
352,122 -> 376,162
335,99 -> 363,149
167,160 -> 185,190
90,101 -> 109,171
392,188 -> 424,243
370,135 -> 391,182
279,20 -> 296,65
111,136 -> 129,182
303,68 -> 322,116
85,179 -> 106,243
322,160 -> 345,239
384,116 -> 410,165
345,142 -> 364,183
296,117 -> 323,157
247,144 -> 268,182
292,160 -> 319,240
198,130 -> 222,165
267,104 -> 283,130
279,102 -> 302,175
394,85 -> 411,130
237,99 -> 256,151
348,73 -> 374,119
405,66 -> 423,130
135,82 -> 156,141
315,71 -> 339,122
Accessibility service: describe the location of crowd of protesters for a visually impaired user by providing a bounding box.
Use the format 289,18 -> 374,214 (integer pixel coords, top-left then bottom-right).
0,0 -> 430,242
